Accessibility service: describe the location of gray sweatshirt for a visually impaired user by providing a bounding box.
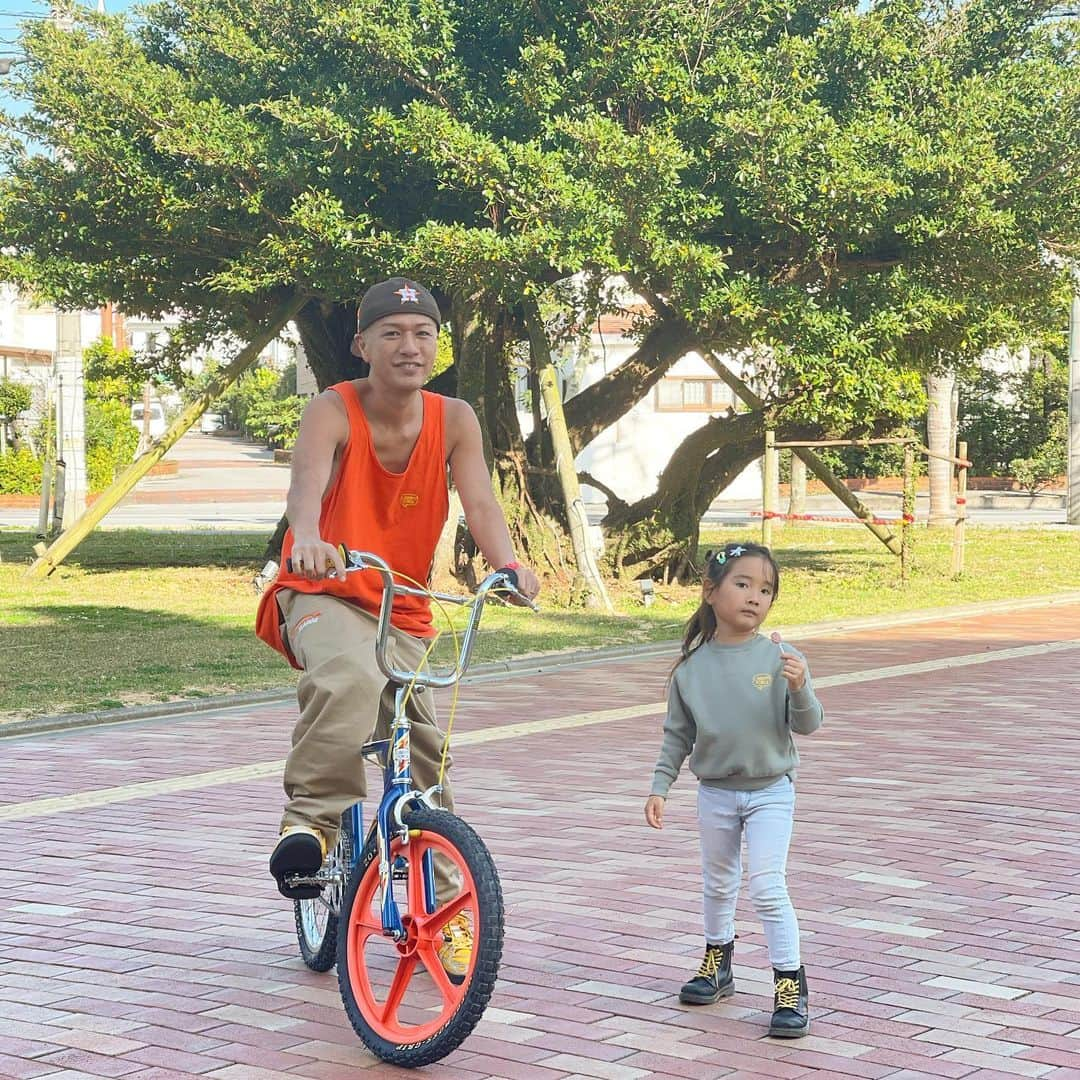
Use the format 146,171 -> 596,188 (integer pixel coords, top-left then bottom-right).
651,633 -> 824,797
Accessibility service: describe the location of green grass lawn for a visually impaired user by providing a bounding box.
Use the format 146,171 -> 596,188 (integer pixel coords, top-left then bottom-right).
2,523 -> 1077,722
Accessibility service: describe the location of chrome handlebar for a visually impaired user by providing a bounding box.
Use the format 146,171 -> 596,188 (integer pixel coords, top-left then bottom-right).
335,549 -> 535,689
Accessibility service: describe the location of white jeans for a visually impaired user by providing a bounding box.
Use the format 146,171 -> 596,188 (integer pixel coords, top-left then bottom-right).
698,777 -> 800,970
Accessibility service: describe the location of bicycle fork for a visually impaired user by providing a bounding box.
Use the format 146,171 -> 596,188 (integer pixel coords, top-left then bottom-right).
372,685 -> 437,941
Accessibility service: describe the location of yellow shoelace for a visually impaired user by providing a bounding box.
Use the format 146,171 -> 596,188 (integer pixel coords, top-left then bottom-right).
696,947 -> 722,978
775,977 -> 800,1009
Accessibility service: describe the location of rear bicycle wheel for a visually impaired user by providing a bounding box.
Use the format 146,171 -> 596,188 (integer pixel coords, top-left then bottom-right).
337,805 -> 504,1067
294,814 -> 353,971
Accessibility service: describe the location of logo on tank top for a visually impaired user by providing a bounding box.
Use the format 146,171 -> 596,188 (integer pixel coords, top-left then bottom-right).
753,673 -> 773,690
400,492 -> 420,508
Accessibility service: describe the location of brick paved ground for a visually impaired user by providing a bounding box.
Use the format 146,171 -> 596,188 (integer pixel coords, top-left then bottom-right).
2,604 -> 1079,1080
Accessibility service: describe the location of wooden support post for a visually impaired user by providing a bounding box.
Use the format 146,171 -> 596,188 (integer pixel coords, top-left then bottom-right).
704,352 -> 902,556
901,442 -> 915,583
952,439 -> 968,577
524,297 -> 613,612
762,429 -> 777,547
26,295 -> 305,579
36,383 -> 55,538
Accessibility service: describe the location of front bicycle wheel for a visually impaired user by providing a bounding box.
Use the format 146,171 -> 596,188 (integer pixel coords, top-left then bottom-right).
336,805 -> 504,1068
294,814 -> 353,971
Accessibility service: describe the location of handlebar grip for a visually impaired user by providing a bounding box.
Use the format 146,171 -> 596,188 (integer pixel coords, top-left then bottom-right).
497,566 -> 520,590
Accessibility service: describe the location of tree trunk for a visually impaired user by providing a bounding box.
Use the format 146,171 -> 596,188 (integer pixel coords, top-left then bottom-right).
293,299 -> 366,389
432,487 -> 463,590
524,298 -> 613,611
927,371 -> 957,525
450,287 -> 571,585
789,452 -> 807,517
603,411 -> 767,579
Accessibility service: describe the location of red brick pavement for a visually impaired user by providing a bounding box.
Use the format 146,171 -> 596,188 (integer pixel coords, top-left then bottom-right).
2,603 -> 1079,1079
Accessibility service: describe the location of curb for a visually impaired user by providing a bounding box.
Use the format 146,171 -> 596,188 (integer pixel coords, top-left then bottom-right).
4,590 -> 1080,741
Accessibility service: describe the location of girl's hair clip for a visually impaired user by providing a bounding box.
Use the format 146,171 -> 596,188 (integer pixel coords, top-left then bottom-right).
708,544 -> 748,570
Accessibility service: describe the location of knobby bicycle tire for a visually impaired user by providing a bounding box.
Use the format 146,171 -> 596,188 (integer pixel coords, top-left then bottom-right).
336,805 -> 504,1067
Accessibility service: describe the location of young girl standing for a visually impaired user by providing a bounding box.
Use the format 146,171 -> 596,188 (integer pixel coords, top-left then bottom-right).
644,542 -> 823,1038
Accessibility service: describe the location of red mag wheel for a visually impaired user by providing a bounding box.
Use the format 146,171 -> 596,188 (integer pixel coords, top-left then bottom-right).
337,805 -> 504,1067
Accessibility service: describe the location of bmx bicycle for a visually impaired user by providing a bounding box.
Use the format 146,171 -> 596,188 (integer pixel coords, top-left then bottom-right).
282,548 -> 534,1066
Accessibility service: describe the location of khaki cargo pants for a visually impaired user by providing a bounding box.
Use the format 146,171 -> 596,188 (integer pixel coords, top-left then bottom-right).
277,589 -> 459,898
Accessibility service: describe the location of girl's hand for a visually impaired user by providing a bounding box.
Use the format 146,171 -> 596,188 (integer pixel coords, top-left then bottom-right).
771,632 -> 807,691
780,651 -> 807,691
644,795 -> 665,829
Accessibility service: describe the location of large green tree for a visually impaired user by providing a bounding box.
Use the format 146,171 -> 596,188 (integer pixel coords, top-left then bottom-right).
2,0 -> 1077,577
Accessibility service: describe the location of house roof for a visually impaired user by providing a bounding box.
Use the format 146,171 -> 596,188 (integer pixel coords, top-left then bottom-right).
594,304 -> 652,337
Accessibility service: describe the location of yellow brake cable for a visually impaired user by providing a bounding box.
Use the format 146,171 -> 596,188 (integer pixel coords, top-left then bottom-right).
379,566 -> 466,795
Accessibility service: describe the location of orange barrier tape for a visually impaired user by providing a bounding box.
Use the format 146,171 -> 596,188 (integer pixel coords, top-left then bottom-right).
751,510 -> 916,525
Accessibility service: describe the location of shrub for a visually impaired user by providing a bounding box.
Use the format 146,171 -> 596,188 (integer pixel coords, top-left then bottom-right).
0,447 -> 43,494
0,378 -> 32,420
959,353 -> 1067,475
216,366 -> 280,433
245,395 -> 305,448
85,399 -> 139,490
1009,412 -> 1067,494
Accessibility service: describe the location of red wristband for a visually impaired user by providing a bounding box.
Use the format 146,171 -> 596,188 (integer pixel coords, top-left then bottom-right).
503,560 -> 522,571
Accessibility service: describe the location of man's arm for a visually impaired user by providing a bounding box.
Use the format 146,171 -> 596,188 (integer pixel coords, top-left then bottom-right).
286,391 -> 349,579
446,399 -> 540,600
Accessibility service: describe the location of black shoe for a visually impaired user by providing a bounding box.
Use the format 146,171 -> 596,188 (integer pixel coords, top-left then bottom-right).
679,941 -> 734,1005
768,966 -> 809,1037
269,828 -> 325,900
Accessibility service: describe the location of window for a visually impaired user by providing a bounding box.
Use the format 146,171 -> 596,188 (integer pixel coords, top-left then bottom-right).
655,377 -> 732,412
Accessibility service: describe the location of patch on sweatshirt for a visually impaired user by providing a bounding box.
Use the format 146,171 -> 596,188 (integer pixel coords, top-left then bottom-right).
753,673 -> 773,690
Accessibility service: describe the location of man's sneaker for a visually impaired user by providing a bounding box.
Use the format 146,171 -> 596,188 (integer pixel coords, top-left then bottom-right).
768,965 -> 809,1037
679,940 -> 735,1004
269,826 -> 326,900
437,912 -> 473,985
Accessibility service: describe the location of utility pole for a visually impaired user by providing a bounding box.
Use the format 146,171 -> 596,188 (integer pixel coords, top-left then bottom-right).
1068,289 -> 1080,525
46,4 -> 87,527
54,309 -> 87,527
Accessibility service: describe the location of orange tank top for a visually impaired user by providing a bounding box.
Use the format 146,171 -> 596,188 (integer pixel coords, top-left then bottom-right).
256,383 -> 449,667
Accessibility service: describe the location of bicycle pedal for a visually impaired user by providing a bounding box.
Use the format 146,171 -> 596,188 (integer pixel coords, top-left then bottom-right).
285,866 -> 337,889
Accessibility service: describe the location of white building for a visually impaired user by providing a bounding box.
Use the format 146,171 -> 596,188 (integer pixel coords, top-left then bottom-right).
550,309 -> 761,508
0,285 -> 105,396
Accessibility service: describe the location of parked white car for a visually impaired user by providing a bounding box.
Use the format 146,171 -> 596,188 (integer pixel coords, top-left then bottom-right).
199,411 -> 225,434
131,401 -> 166,440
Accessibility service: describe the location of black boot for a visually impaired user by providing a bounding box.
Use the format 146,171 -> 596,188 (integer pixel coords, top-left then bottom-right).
768,966 -> 809,1037
679,941 -> 734,1005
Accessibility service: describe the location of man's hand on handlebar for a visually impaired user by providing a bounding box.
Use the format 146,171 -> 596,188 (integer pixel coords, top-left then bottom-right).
287,535 -> 348,580
496,564 -> 541,607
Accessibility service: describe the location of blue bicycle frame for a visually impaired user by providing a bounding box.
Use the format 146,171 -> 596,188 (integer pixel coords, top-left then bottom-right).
341,549 -> 525,943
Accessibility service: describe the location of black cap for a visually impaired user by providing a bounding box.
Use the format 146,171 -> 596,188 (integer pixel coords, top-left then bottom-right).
357,277 -> 441,333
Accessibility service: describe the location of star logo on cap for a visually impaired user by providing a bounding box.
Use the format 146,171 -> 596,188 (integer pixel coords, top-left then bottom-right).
394,284 -> 420,304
